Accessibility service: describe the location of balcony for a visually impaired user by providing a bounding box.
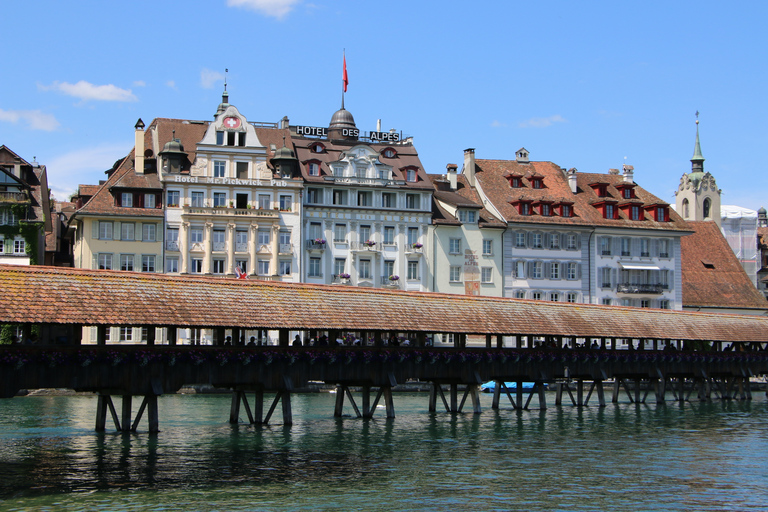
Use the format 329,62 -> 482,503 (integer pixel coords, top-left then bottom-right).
350,241 -> 379,252
381,275 -> 401,288
617,283 -> 666,294
279,243 -> 293,255
307,239 -> 326,252
235,243 -> 248,253
332,274 -> 350,285
0,191 -> 27,204
182,206 -> 278,219
166,241 -> 179,251
405,244 -> 424,255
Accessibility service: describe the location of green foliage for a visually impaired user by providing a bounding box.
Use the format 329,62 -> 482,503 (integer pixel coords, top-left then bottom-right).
0,205 -> 43,265
0,324 -> 15,344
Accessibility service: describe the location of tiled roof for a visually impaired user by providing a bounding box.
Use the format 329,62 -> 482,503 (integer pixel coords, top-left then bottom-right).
2,264 -> 767,342
146,118 -> 209,164
428,174 -> 506,228
681,221 -> 768,311
758,227 -> 768,250
473,159 -> 689,231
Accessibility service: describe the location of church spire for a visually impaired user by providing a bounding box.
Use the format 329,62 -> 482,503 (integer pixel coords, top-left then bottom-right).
691,111 -> 705,173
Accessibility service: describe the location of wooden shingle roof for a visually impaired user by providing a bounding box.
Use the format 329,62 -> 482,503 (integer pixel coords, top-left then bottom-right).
2,265 -> 767,342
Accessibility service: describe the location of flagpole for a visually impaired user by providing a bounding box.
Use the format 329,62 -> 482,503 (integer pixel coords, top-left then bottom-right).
341,49 -> 346,110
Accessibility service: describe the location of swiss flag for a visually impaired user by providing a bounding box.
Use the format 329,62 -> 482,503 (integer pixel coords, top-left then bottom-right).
343,55 -> 348,93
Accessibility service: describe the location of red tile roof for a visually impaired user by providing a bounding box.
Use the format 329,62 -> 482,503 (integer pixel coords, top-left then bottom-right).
681,221 -> 768,311
473,159 -> 689,231
2,264 -> 767,342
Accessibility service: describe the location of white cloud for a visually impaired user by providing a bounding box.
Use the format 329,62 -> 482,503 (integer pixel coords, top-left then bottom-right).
47,144 -> 130,200
0,108 -> 60,131
227,0 -> 300,19
518,114 -> 567,129
490,120 -> 507,128
200,69 -> 225,89
39,80 -> 138,102
166,80 -> 177,89
133,80 -> 146,87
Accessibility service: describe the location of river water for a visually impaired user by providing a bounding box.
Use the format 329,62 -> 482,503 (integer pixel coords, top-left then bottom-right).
0,391 -> 767,511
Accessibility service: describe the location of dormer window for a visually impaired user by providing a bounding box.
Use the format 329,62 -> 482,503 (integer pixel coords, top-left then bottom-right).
458,210 -> 477,223
589,183 -> 609,197
512,200 -> 533,216
605,204 -> 615,219
540,204 -> 550,216
403,167 -> 419,182
382,148 -> 397,158
655,206 -> 669,222
121,192 -> 133,207
558,203 -> 574,217
529,177 -> 544,189
623,188 -> 632,199
616,184 -> 636,199
307,161 -> 320,176
310,142 -> 325,153
510,176 -> 523,188
631,205 -> 641,221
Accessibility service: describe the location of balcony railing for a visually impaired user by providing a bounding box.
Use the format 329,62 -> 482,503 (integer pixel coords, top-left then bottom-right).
406,244 -> 423,254
183,206 -> 278,219
617,283 -> 666,294
350,241 -> 379,252
212,242 -> 226,252
307,240 -> 326,251
0,191 -> 27,203
381,276 -> 401,288
332,274 -> 350,284
235,243 -> 248,253
279,243 -> 293,254
166,241 -> 179,251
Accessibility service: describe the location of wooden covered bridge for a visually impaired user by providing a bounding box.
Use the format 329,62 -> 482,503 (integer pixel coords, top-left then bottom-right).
1,264 -> 768,432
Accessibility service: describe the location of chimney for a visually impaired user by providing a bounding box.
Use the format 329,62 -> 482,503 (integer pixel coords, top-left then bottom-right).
567,168 -> 578,194
463,148 -> 476,187
377,119 -> 382,131
12,158 -> 21,179
280,116 -> 290,129
446,164 -> 458,190
622,164 -> 634,183
134,118 -> 145,174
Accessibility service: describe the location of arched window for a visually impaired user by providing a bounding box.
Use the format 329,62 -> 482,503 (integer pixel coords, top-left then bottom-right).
682,198 -> 689,219
703,198 -> 711,219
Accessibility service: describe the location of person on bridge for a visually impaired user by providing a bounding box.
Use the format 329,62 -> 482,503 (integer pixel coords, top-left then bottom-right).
293,335 -> 303,347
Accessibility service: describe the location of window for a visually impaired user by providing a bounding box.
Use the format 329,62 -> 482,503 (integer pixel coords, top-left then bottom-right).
382,192 -> 395,208
334,258 -> 346,277
406,169 -> 417,182
120,254 -> 134,271
279,195 -> 292,211
549,234 -> 560,250
605,204 -> 615,219
656,206 -> 668,222
333,189 -> 347,205
214,161 -> 226,178
306,188 -> 321,204
235,260 -> 247,274
384,226 -> 395,244
550,262 -> 560,280
192,258 -> 203,273
621,238 -> 631,257
640,239 -> 650,258
191,191 -> 205,207
334,224 -> 346,243
449,238 -> 461,254
359,225 -> 371,244
99,221 -> 113,240
407,227 -> 419,246
98,253 -> 113,270
279,231 -> 291,250
166,257 -> 179,273
333,166 -> 343,177
383,148 -> 395,158
550,293 -> 560,302
532,292 -> 542,301
384,260 -> 395,280
213,259 -> 225,274
510,177 -> 522,188
236,230 -> 248,250
216,132 -> 224,145
166,191 -> 179,207
515,290 -> 526,299
145,194 -> 156,209
602,298 -> 612,306
0,238 -> 5,253
309,257 -> 322,277
257,194 -> 270,209
659,239 -> 670,258
308,162 -> 320,176
236,162 -> 248,179
358,191 -> 372,207
566,234 -> 578,250
459,210 -> 476,223
659,300 -> 670,310
309,222 -> 322,240
540,204 -> 550,216
121,222 -> 135,241
258,260 -> 270,275
280,261 -> 292,275
142,223 -> 156,242
515,232 -> 526,248
190,228 -> 204,244
450,266 -> 461,282
520,203 -> 530,216
407,260 -> 419,280
600,237 -> 612,256
481,267 -> 492,283
482,239 -> 492,256
531,233 -> 542,249
214,193 -> 227,208
567,292 -> 578,303
600,267 -> 612,289
683,199 -> 690,219
561,204 -> 572,217
142,255 -> 155,272
531,261 -> 543,279
258,230 -> 270,246
405,194 -> 418,209
0,209 -> 19,226
121,192 -> 133,207
213,229 -> 226,251
567,262 -> 578,280
514,261 -> 525,279
120,327 -> 133,343
640,299 -> 650,308
631,205 -> 641,221
531,178 -> 543,189
359,259 -> 371,279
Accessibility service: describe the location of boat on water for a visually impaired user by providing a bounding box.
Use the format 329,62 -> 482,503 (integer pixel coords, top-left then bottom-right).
480,381 -> 547,393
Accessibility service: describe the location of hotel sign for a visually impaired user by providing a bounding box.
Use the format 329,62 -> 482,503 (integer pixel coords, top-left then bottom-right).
173,176 -> 288,187
295,126 -> 395,141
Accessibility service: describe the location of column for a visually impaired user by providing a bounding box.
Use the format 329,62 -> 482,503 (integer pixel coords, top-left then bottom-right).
271,223 -> 280,277
249,223 -> 258,276
226,222 -> 236,275
180,221 -> 189,274
203,221 -> 213,274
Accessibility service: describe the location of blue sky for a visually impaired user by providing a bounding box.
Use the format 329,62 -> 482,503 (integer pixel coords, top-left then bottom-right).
2,1 -> 766,211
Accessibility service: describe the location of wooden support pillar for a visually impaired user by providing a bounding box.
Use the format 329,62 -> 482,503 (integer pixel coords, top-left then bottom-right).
72,324 -> 83,345
429,382 -> 438,412
595,380 -> 606,407
492,381 -> 501,409
538,382 -> 547,410
577,379 -> 584,406
383,386 -> 395,418
678,377 -> 685,404
516,380 -> 523,409
334,385 -> 345,417
167,326 -> 177,346
656,378 -> 666,403
253,387 -> 264,424
146,326 -> 155,346
450,384 -> 458,413
96,325 -> 107,346
281,390 -> 293,425
416,332 -> 426,348
121,395 -> 133,432
634,378 -> 641,404
279,329 -> 289,347
214,327 -> 225,346
230,390 -> 241,423
496,334 -> 503,348
374,331 -> 383,348
95,394 -> 107,431
146,395 -> 159,433
486,334 -> 492,349
469,385 -> 482,414
362,385 -> 371,417
232,327 -> 241,346
612,379 -> 620,403
555,383 -> 563,406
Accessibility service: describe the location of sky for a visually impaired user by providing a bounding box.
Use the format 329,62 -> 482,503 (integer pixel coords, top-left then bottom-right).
2,1 -> 767,211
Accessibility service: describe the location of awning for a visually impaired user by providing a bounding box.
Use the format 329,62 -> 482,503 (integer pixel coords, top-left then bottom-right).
618,262 -> 660,270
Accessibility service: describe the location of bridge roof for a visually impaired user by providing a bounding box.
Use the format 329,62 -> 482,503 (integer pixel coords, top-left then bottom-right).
1,265 -> 767,342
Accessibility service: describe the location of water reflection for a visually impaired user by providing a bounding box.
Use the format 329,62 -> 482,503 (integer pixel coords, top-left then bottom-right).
0,392 -> 767,510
